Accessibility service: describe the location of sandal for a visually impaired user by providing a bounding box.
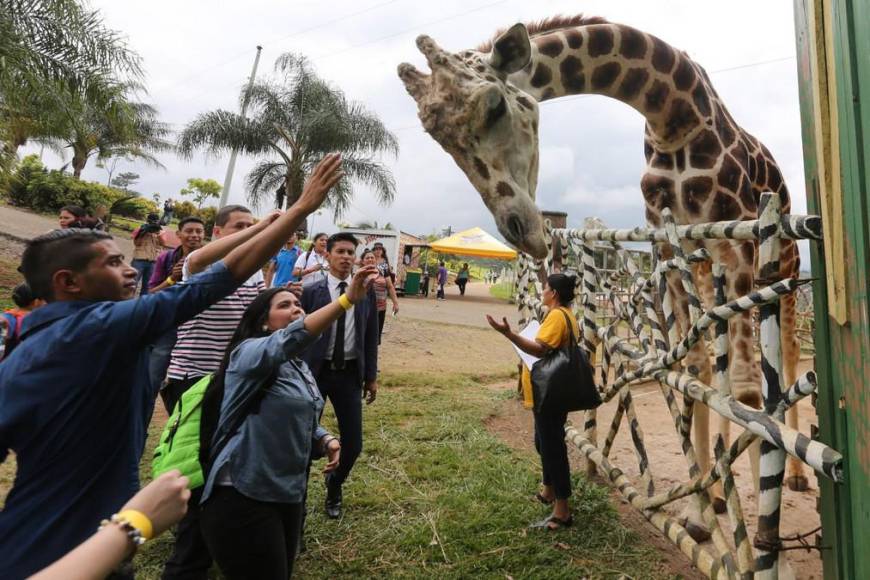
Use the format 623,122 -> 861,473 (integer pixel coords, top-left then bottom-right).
534,492 -> 555,506
530,514 -> 574,530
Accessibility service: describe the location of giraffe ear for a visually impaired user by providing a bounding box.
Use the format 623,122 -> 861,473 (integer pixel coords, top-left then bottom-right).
489,23 -> 531,74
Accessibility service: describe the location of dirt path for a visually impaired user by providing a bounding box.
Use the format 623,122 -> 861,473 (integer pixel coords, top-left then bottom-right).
0,204 -> 133,257
398,281 -> 521,328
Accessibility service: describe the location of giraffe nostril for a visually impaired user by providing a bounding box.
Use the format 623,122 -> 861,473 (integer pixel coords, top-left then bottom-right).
506,215 -> 525,243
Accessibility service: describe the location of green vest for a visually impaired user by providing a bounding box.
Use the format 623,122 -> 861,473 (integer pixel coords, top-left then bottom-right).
151,374 -> 212,489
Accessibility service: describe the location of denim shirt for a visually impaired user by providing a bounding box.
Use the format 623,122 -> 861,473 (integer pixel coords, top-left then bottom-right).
0,261 -> 240,579
201,317 -> 329,505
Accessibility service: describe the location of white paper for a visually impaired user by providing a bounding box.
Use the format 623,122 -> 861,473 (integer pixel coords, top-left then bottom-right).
513,321 -> 541,369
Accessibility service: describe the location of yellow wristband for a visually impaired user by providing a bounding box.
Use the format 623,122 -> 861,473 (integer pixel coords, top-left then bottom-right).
338,294 -> 352,310
165,276 -> 175,286
117,509 -> 153,541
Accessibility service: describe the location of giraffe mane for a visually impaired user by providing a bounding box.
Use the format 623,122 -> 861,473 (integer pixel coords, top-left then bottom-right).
476,14 -> 609,52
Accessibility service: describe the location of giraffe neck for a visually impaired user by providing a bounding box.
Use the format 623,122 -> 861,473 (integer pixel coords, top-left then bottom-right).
509,23 -> 715,151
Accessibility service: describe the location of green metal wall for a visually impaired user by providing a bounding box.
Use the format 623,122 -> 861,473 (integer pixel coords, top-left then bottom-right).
793,1 -> 870,578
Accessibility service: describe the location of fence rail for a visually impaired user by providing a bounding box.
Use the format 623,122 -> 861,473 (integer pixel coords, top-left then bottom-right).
514,193 -> 840,579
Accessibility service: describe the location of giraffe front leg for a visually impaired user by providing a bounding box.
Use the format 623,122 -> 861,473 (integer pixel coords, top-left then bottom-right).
780,293 -> 811,491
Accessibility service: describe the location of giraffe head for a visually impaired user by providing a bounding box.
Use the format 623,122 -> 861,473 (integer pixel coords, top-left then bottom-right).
398,24 -> 548,258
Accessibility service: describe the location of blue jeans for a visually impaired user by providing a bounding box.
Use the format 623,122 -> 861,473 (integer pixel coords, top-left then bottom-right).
131,259 -> 155,296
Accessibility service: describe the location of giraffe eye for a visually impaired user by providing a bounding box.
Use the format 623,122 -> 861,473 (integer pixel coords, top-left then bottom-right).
484,95 -> 507,128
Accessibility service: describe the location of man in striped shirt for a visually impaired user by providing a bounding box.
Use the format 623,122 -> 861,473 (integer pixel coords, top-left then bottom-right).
160,204 -> 268,579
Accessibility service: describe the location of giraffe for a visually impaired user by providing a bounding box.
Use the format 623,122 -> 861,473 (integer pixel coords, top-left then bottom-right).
398,15 -> 809,542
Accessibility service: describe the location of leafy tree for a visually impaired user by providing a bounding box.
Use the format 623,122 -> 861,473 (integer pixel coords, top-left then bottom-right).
355,220 -> 394,230
0,0 -> 142,169
111,171 -> 139,191
180,177 -> 222,208
178,53 -> 398,216
39,80 -> 171,177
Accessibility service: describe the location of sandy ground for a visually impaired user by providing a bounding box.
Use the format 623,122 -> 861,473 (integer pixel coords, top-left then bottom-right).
485,363 -> 823,580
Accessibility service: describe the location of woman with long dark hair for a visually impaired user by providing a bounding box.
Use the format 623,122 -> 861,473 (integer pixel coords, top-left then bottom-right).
361,249 -> 399,344
486,273 -> 579,530
197,264 -> 378,578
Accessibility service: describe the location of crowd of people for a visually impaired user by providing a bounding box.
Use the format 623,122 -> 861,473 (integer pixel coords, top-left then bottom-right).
0,152 -> 579,578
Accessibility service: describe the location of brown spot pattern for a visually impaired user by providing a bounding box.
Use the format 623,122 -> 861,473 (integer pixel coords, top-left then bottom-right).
681,176 -> 714,215
734,272 -> 752,295
587,27 -> 614,57
688,130 -> 721,169
673,57 -> 696,91
710,191 -> 741,221
674,149 -> 686,172
591,62 -> 621,91
530,64 -> 552,88
619,27 -> 648,59
537,36 -> 564,58
664,98 -> 699,142
559,55 -> 585,93
516,95 -> 534,110
641,174 -> 675,209
473,157 -> 490,180
644,79 -> 670,113
691,84 -> 711,117
651,37 -> 675,73
565,29 -> 583,49
719,155 -> 743,192
496,181 -> 515,197
618,67 -> 649,100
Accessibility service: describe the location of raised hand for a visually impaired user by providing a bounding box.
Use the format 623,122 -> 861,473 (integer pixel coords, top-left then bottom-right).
346,265 -> 379,303
295,153 -> 344,214
486,314 -> 512,336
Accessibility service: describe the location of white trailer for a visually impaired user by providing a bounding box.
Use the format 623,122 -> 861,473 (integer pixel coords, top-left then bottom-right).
339,227 -> 400,270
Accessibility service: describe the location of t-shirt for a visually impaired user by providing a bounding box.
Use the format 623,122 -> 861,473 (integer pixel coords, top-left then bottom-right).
294,250 -> 328,286
166,253 -> 266,380
270,246 -> 301,287
520,307 -> 581,410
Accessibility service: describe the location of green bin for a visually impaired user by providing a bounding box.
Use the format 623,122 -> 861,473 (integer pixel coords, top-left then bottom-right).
403,270 -> 421,296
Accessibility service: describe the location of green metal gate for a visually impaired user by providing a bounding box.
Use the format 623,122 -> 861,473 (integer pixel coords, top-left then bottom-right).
793,0 -> 870,577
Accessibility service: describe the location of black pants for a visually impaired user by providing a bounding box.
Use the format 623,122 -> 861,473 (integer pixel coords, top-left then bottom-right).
436,284 -> 445,299
162,487 -> 211,580
161,376 -> 201,416
457,279 -> 467,295
316,361 -> 362,486
533,410 -> 571,500
201,486 -> 303,580
377,310 -> 386,344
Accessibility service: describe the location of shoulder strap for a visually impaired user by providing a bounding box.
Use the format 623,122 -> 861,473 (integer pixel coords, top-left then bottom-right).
559,308 -> 577,344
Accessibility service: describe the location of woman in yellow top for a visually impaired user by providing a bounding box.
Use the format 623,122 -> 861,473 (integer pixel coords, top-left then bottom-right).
487,273 -> 579,530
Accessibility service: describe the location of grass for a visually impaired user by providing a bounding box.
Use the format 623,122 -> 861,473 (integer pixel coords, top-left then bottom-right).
134,371 -> 669,579
489,282 -> 514,302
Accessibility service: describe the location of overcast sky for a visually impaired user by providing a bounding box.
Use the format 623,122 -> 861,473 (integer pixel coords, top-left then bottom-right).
32,0 -> 807,257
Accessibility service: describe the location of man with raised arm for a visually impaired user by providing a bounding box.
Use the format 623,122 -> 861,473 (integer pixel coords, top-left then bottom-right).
0,154 -> 343,579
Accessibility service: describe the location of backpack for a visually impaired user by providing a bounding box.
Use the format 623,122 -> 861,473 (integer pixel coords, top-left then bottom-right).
152,375 -> 212,488
152,369 -> 275,488
1,310 -> 27,361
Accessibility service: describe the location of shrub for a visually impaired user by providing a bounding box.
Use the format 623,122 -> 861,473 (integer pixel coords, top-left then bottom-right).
196,206 -> 217,237
111,196 -> 158,219
3,155 -> 132,217
172,200 -> 197,220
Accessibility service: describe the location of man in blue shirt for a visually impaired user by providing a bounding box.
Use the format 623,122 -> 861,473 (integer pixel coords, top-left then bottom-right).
266,230 -> 303,288
0,154 -> 343,578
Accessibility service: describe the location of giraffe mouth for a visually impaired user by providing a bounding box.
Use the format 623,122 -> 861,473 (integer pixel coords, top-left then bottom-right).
506,215 -> 525,244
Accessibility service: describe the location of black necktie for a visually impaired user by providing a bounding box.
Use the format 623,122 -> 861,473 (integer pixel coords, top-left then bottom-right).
332,281 -> 347,369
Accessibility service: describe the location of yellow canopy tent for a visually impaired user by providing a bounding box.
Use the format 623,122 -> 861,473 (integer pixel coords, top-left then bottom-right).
429,227 -> 518,260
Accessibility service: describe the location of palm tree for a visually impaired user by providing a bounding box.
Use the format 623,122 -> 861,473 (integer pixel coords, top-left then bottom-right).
0,0 -> 142,164
178,53 -> 398,216
40,80 -> 172,177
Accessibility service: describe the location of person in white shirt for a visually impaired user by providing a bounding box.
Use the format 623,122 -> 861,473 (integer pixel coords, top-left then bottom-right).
293,232 -> 329,285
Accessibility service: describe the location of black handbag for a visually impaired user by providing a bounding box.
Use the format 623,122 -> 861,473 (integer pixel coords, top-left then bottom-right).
530,309 -> 601,414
